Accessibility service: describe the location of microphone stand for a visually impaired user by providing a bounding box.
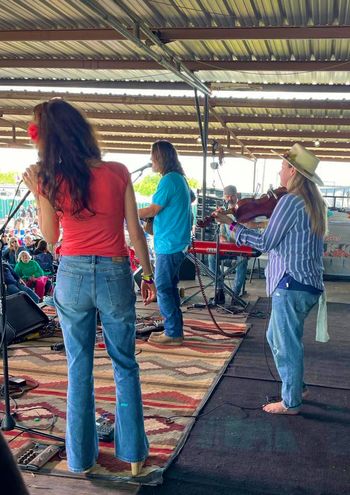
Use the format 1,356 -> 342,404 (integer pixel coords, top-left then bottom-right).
0,190 -> 64,442
131,163 -> 152,184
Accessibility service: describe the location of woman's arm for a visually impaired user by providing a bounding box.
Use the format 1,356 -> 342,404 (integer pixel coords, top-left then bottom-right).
124,178 -> 156,305
215,194 -> 299,253
22,165 -> 60,244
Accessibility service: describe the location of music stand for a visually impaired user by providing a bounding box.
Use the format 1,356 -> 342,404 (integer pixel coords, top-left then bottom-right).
0,191 -> 64,442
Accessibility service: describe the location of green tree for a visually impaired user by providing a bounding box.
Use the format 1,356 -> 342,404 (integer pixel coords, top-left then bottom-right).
134,174 -> 200,197
134,174 -> 161,196
187,177 -> 200,189
0,172 -> 17,185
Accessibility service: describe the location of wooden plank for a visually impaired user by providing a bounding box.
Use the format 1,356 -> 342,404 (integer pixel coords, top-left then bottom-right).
22,472 -> 139,495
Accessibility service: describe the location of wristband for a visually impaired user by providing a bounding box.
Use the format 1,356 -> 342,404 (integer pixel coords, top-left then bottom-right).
229,221 -> 237,232
141,273 -> 154,282
142,278 -> 154,285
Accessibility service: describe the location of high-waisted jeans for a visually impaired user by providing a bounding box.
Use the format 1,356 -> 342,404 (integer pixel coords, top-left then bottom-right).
54,256 -> 148,472
267,288 -> 319,409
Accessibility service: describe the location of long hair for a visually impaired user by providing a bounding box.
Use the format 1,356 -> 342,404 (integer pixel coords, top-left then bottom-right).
287,171 -> 327,237
151,140 -> 185,176
33,99 -> 101,217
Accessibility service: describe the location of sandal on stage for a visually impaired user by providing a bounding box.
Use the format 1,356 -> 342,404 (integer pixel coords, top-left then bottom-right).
131,461 -> 144,476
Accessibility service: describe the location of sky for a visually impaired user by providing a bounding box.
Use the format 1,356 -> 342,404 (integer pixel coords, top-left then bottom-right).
1,87 -> 350,194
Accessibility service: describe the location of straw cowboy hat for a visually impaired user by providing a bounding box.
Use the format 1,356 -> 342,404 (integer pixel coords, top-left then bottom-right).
272,143 -> 323,186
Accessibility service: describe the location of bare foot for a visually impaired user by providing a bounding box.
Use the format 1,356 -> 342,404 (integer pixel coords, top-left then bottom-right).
262,401 -> 299,415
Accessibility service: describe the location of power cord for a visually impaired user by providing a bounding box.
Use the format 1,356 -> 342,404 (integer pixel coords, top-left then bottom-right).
190,243 -> 247,338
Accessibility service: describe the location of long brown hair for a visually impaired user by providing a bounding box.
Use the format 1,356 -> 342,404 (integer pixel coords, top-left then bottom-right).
151,140 -> 185,176
287,171 -> 327,237
33,99 -> 101,217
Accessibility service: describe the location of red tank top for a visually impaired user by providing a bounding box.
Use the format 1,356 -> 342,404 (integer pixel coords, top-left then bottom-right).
58,161 -> 129,257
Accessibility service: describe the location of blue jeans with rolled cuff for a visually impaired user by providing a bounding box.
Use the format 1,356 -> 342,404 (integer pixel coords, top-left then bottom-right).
155,252 -> 185,338
53,256 -> 148,473
267,288 -> 319,410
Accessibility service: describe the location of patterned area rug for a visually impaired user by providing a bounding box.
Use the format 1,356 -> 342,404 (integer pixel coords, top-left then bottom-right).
2,305 -> 249,485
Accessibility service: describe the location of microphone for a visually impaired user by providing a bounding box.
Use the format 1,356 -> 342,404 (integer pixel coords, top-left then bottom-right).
131,162 -> 152,174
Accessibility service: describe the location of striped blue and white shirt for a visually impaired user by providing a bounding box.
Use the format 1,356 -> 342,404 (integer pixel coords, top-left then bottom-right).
234,193 -> 324,296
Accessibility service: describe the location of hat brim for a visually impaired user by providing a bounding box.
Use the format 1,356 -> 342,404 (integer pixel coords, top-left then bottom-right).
271,149 -> 324,186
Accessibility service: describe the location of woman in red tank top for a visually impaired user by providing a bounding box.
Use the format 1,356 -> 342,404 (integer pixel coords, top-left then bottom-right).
23,99 -> 155,476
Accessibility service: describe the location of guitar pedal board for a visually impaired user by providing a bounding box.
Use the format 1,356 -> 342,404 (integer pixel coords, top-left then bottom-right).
96,417 -> 114,442
136,318 -> 164,335
14,441 -> 62,471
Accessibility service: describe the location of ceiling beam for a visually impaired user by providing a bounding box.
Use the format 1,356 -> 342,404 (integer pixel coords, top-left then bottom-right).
80,0 -> 210,95
1,139 -> 349,160
94,126 -> 350,140
1,79 -> 350,94
0,59 -> 349,72
1,26 -> 350,42
0,79 -> 192,90
3,108 -> 350,126
1,91 -> 350,111
99,137 -> 350,150
0,133 -> 347,150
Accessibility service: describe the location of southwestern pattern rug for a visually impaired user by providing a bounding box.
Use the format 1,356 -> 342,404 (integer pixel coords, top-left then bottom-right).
2,306 -> 249,485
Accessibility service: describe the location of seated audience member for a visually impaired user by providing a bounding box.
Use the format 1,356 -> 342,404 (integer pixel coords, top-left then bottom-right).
14,251 -> 51,300
1,233 -> 8,250
3,261 -> 40,303
34,239 -> 54,274
30,226 -> 43,245
14,218 -> 24,234
3,237 -> 21,267
23,234 -> 37,256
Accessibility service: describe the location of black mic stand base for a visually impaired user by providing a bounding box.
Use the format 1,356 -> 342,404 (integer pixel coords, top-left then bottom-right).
0,191 -> 65,445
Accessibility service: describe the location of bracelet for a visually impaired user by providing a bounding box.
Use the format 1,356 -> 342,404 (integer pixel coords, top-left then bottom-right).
141,273 -> 154,282
142,278 -> 154,285
229,221 -> 237,232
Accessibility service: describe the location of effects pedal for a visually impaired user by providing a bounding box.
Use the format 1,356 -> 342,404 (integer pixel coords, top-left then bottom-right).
136,319 -> 164,335
14,441 -> 62,471
96,417 -> 114,442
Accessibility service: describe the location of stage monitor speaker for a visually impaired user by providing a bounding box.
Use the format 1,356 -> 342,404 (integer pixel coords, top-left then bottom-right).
1,292 -> 49,344
179,257 -> 196,281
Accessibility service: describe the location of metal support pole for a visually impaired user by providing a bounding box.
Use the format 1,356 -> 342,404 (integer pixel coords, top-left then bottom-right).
194,90 -> 209,241
201,95 -> 209,241
252,158 -> 257,193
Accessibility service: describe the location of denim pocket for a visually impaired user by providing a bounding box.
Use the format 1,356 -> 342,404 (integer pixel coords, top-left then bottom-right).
105,270 -> 135,309
55,269 -> 83,306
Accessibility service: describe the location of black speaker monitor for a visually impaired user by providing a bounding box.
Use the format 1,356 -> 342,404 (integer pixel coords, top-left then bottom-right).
1,292 -> 49,344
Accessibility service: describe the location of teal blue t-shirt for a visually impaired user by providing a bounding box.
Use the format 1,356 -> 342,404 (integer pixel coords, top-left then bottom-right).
152,172 -> 192,254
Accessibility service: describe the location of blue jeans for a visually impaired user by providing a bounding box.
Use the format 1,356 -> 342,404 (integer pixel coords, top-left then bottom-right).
267,289 -> 319,409
208,255 -> 248,295
53,256 -> 148,472
155,252 -> 185,338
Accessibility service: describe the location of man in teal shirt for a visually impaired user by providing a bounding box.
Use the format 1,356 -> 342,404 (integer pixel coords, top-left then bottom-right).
138,141 -> 192,345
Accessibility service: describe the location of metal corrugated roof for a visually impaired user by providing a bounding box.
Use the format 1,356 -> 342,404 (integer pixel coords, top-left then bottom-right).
0,0 -> 349,159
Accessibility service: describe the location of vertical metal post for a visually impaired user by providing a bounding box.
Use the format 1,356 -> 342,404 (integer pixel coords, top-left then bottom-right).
201,94 -> 209,240
194,90 -> 209,241
252,158 -> 257,193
